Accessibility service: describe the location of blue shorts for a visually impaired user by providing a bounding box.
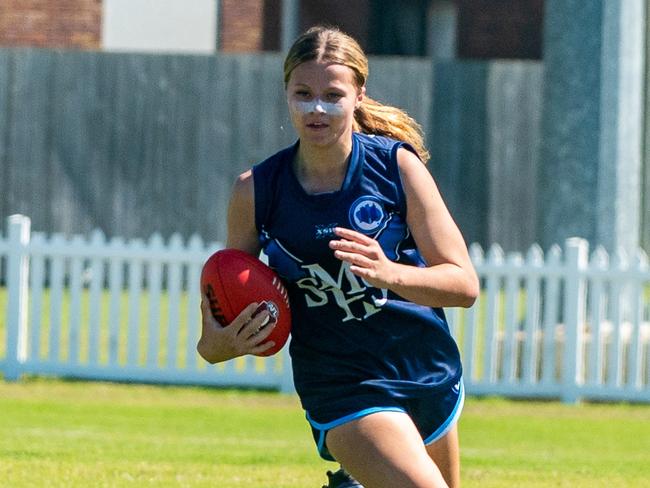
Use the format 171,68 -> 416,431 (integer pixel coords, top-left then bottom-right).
306,380 -> 465,461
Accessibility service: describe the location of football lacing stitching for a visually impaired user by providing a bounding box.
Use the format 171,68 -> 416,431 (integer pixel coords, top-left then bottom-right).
272,276 -> 290,307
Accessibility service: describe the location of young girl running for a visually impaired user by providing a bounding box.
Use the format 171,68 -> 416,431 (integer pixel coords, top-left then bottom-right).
197,26 -> 479,488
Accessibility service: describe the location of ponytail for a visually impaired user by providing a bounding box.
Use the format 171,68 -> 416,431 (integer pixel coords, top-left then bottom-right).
353,97 -> 430,163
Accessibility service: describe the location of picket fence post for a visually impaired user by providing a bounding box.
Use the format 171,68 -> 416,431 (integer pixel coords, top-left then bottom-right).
561,237 -> 588,403
5,215 -> 31,381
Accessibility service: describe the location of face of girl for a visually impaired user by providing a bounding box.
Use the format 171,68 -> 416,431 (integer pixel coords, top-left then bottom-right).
286,60 -> 364,148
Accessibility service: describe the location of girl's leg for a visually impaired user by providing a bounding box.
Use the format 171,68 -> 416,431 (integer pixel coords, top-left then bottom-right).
425,424 -> 460,488
325,411 -> 449,488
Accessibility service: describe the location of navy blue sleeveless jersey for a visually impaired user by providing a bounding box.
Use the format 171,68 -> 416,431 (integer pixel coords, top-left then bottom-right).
253,132 -> 462,423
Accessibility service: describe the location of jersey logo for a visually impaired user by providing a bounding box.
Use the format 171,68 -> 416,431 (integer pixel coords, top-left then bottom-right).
315,223 -> 338,239
296,261 -> 387,322
349,196 -> 385,234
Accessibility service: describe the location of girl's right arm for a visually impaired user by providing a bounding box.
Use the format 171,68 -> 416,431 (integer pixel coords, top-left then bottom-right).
225,170 -> 262,255
196,171 -> 277,363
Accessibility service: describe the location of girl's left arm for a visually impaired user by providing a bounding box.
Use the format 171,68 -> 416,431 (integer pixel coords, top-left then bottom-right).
330,147 -> 479,308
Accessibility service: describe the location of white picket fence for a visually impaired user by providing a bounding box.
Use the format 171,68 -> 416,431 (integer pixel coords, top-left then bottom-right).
0,215 -> 294,393
454,240 -> 650,403
1,214 -> 649,402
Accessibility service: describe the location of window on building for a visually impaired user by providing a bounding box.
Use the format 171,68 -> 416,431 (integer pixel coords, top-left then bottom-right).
367,0 -> 429,56
102,0 -> 218,53
457,0 -> 544,59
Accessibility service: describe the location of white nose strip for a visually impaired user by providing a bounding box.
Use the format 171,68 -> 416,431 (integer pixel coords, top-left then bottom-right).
292,99 -> 345,116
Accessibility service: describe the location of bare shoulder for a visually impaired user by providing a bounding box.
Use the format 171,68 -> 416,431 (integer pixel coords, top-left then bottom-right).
227,169 -> 259,254
395,146 -> 465,263
229,169 -> 257,220
396,146 -> 439,194
232,169 -> 254,200
396,146 -> 425,168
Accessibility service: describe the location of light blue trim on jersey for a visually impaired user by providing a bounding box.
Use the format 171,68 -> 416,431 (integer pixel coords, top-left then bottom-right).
307,407 -> 407,459
423,380 -> 465,445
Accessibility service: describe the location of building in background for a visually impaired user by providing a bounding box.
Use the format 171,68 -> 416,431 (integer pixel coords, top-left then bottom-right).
2,0 -> 646,253
0,0 -> 544,59
0,0 -> 102,50
102,0 -> 218,53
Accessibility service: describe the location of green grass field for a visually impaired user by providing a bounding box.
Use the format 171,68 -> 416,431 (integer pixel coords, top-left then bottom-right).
0,379 -> 649,487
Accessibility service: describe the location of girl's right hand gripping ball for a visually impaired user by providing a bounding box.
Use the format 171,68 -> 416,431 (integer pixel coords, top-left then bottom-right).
200,249 -> 291,356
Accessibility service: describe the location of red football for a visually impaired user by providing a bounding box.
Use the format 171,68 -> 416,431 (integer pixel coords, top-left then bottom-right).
200,248 -> 291,356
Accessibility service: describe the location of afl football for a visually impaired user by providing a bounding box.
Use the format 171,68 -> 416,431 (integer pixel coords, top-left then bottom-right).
200,248 -> 291,356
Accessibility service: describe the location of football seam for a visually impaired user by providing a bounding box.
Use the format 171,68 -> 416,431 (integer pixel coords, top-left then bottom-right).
214,252 -> 235,325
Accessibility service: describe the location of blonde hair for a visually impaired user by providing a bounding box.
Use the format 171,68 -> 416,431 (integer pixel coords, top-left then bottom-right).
283,26 -> 430,163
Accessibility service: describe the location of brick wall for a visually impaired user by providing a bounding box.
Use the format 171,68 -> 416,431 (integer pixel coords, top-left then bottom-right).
0,0 -> 102,49
219,0 -> 265,52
